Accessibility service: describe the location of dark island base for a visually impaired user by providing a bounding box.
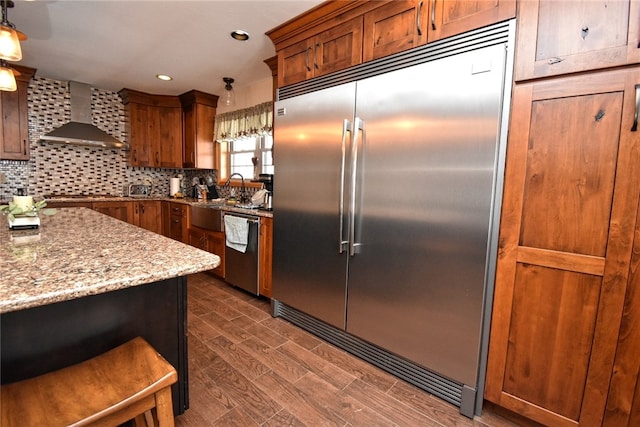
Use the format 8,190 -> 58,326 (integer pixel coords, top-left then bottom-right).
1,276 -> 188,416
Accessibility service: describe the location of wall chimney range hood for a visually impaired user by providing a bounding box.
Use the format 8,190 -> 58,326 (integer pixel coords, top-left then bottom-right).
39,81 -> 128,149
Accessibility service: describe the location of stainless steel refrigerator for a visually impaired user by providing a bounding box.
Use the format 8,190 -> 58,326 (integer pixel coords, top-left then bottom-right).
272,22 -> 514,417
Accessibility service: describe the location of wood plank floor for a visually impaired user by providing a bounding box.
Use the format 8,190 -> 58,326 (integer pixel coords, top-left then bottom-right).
175,273 -> 523,427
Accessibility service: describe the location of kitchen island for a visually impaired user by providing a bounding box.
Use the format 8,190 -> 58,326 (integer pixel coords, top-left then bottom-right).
0,207 -> 220,415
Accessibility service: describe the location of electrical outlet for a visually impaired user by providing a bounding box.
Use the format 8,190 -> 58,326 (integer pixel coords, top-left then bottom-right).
0,172 -> 6,185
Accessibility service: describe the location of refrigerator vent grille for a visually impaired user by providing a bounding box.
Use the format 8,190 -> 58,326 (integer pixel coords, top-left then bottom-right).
278,19 -> 512,100
273,300 -> 464,407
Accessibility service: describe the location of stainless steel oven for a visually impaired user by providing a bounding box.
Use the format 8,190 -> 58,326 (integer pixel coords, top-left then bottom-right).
223,212 -> 260,295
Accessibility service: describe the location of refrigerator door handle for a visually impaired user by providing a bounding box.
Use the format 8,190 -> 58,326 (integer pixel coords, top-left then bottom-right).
349,117 -> 364,256
339,119 -> 351,253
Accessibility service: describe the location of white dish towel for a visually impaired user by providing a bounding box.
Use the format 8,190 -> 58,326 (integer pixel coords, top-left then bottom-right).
224,215 -> 249,253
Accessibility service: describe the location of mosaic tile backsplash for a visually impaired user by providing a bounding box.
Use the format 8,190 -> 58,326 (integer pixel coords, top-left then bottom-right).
0,77 -> 218,202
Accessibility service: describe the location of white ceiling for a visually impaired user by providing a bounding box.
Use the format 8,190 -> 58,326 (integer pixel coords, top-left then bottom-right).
10,0 -> 323,96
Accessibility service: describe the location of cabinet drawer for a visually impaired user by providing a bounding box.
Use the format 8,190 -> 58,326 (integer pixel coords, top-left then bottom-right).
170,203 -> 188,217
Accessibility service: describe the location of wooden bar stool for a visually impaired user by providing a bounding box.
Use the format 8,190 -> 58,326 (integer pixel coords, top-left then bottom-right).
1,337 -> 177,427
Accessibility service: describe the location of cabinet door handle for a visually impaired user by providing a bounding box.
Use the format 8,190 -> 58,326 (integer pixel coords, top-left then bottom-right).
135,204 -> 139,215
417,1 -> 423,36
133,149 -> 138,163
155,152 -> 160,164
22,139 -> 27,155
314,43 -> 320,69
305,47 -> 312,71
431,0 -> 437,31
338,119 -> 351,254
349,117 -> 364,257
141,205 -> 145,214
632,84 -> 639,132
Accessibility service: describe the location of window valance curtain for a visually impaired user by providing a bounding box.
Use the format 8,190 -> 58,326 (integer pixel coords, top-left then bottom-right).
214,101 -> 273,143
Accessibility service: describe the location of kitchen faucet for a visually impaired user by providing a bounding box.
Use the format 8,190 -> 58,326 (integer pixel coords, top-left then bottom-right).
225,173 -> 246,202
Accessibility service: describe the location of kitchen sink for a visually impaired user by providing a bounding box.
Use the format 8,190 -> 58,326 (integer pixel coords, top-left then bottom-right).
190,204 -> 223,232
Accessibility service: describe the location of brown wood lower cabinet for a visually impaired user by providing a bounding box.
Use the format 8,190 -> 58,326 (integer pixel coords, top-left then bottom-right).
259,217 -> 273,298
132,200 -> 162,234
188,226 -> 224,278
162,201 -> 189,243
91,200 -> 162,234
92,201 -> 134,223
485,67 -> 640,426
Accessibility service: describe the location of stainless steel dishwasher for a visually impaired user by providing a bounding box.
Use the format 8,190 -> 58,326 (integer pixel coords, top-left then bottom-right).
223,212 -> 260,295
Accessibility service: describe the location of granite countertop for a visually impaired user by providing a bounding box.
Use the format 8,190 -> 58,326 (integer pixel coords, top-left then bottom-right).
46,196 -> 274,218
0,208 -> 221,314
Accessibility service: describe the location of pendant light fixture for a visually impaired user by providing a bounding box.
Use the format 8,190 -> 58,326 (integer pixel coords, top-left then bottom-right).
222,77 -> 235,107
0,0 -> 27,62
0,59 -> 17,91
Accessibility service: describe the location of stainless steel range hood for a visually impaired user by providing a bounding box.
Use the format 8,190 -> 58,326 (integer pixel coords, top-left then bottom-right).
39,81 -> 128,149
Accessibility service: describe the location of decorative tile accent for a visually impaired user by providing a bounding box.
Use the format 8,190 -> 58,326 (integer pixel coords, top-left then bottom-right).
0,76 -> 219,200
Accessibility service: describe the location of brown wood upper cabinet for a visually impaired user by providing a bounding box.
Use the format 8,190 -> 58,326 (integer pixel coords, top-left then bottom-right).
118,89 -> 182,168
428,0 -> 515,43
279,16 -> 363,87
179,90 -> 218,169
1,66 -> 36,160
268,0 -> 515,87
363,1 -> 427,61
515,0 -> 640,81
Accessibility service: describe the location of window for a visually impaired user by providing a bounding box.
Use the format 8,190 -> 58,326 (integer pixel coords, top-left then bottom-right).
214,102 -> 273,182
219,133 -> 274,181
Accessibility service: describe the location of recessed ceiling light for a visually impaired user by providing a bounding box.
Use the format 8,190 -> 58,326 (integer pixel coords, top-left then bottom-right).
156,74 -> 173,81
230,30 -> 250,41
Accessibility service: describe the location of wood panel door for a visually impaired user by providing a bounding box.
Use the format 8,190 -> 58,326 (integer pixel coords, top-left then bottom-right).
604,198 -> 640,427
515,0 -> 640,81
259,217 -> 273,298
278,16 -> 363,87
279,38 -> 315,87
0,74 -> 31,160
135,200 -> 162,234
363,0 -> 427,62
314,16 -> 363,78
428,0 -> 515,43
156,106 -> 182,169
485,67 -> 640,426
128,103 -> 153,167
188,227 -> 224,277
207,231 -> 225,278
